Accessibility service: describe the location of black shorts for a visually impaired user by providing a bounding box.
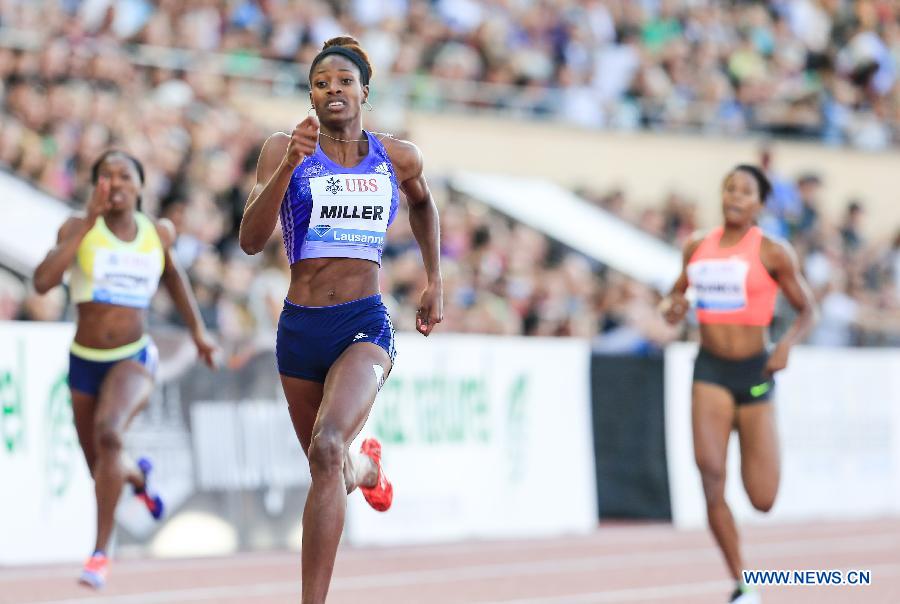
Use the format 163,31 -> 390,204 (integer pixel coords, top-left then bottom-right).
693,348 -> 774,405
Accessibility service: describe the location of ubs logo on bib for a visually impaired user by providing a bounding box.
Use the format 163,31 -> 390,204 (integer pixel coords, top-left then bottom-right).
325,176 -> 378,195
325,177 -> 342,195
306,173 -> 392,250
346,178 -> 379,192
324,177 -> 381,195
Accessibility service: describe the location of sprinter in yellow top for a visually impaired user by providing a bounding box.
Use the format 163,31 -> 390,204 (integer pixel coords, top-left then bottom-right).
34,150 -> 217,589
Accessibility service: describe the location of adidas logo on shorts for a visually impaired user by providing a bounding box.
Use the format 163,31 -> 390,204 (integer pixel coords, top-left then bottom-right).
353,333 -> 367,341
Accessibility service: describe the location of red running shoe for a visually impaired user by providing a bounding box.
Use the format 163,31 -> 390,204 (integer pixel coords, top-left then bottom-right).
78,552 -> 108,589
359,438 -> 393,512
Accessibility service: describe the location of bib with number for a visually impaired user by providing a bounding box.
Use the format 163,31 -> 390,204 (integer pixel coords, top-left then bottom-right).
304,173 -> 392,251
687,257 -> 749,311
91,248 -> 162,307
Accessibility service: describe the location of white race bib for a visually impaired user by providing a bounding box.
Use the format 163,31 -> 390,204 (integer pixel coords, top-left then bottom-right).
306,174 -> 392,248
688,258 -> 749,311
92,248 -> 160,308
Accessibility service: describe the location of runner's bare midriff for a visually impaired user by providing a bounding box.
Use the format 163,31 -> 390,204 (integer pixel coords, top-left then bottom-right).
74,303 -> 145,349
287,257 -> 380,307
699,323 -> 768,360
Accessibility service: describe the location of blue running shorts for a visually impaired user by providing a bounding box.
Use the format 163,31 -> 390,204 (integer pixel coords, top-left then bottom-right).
276,294 -> 396,383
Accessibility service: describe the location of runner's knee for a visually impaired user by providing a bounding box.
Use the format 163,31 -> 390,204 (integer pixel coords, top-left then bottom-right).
308,427 -> 345,478
696,460 -> 726,505
94,418 -> 123,455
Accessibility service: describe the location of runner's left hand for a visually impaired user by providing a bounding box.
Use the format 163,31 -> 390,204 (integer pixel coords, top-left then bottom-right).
416,283 -> 443,337
763,344 -> 789,377
193,330 -> 220,369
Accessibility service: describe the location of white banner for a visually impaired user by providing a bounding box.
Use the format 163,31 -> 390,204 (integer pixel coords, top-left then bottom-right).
0,170 -> 69,275
665,342 -> 900,529
452,173 -> 681,292
0,321 -> 94,564
346,334 -> 597,545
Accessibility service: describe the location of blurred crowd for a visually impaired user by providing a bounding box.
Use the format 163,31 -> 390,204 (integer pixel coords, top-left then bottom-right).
1,0 -> 899,359
2,0 -> 899,147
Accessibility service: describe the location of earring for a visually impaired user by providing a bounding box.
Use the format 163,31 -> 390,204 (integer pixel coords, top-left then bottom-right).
308,106 -> 316,116
363,100 -> 374,112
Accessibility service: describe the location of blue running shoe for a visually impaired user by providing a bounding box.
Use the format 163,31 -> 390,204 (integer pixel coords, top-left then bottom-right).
135,457 -> 164,520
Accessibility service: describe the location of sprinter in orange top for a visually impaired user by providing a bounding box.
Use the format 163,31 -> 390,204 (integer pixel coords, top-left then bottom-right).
661,164 -> 817,604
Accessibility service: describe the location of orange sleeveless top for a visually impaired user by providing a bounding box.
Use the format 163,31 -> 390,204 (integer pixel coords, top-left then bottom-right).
687,226 -> 778,326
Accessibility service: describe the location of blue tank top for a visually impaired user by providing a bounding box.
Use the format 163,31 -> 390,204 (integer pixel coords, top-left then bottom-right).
280,131 -> 400,266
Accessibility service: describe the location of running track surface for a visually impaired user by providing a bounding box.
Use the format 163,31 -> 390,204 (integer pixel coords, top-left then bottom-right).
2,519 -> 898,604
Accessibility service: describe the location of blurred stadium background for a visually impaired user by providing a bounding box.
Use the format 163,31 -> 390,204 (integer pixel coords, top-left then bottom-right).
1,1 -> 899,603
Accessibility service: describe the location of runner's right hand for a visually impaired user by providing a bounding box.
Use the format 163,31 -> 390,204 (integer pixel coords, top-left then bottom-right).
85,177 -> 111,225
660,292 -> 689,325
285,116 -> 319,168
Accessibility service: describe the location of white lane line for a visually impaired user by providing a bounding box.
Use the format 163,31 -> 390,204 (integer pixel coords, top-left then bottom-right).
2,522 -> 895,585
0,528 -> 680,582
0,538 -> 669,583
0,556 -> 297,583
5,519 -> 899,584
24,535 -> 900,604
5,582 -> 299,604
479,563 -> 900,604
480,578 -> 735,604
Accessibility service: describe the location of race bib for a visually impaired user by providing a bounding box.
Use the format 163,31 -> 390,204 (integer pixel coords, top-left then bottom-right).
306,174 -> 392,248
92,248 -> 160,308
688,258 -> 749,311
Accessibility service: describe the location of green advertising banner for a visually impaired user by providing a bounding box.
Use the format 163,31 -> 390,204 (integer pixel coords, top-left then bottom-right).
345,333 -> 597,545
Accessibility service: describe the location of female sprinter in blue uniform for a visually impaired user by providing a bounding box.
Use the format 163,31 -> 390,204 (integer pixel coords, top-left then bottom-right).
34,150 -> 217,589
240,36 -> 442,604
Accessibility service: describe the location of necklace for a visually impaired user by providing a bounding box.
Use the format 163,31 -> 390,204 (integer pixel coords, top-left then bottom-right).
319,131 -> 367,143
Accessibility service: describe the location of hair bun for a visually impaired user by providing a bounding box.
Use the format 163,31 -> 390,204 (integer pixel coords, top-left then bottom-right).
317,36 -> 375,82
323,36 -> 361,50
